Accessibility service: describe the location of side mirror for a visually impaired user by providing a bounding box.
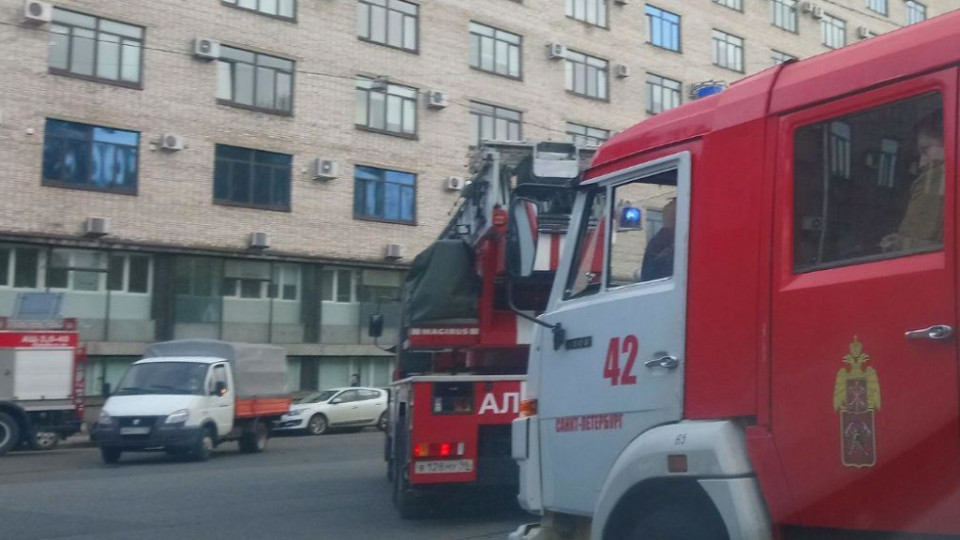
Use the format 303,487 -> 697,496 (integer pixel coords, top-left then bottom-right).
507,198 -> 540,278
212,381 -> 227,396
101,382 -> 111,398
368,313 -> 384,338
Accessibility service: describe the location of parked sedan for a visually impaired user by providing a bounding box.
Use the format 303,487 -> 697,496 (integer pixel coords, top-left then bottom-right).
274,387 -> 388,435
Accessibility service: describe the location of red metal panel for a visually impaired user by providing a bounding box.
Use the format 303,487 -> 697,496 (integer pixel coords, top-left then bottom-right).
235,397 -> 292,419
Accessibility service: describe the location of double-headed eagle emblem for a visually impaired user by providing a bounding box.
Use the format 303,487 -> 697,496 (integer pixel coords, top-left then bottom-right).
833,337 -> 881,468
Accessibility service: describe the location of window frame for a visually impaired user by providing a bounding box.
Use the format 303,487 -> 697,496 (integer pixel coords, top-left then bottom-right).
820,13 -> 846,50
566,122 -> 610,148
645,72 -> 682,114
355,77 -> 419,138
713,0 -> 742,11
217,46 -> 295,116
906,0 -> 926,24
42,118 -> 141,195
107,253 -> 152,295
866,0 -> 888,16
772,50 -> 797,65
0,246 -> 42,290
356,0 -> 420,53
645,5 -> 682,52
565,0 -> 608,28
46,249 -> 110,292
469,102 -> 523,146
469,21 -> 523,80
565,49 -> 610,101
213,144 -> 293,212
321,268 -> 358,303
770,0 -> 798,33
221,0 -> 297,21
48,8 -> 145,89
711,29 -> 745,73
353,165 -> 418,225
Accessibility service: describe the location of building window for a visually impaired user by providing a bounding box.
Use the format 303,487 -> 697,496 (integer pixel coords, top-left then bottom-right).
0,246 -> 41,289
566,122 -> 609,147
321,268 -> 357,303
906,1 -> 926,24
49,8 -> 144,87
222,260 -> 271,299
357,0 -> 418,52
47,250 -> 107,291
354,165 -> 416,224
107,254 -> 151,294
42,119 -> 139,194
771,0 -> 798,32
213,144 -> 292,211
222,0 -> 296,19
355,77 -> 418,137
646,73 -> 682,114
470,102 -> 522,146
565,50 -> 609,100
867,0 -> 887,15
566,0 -> 607,27
469,22 -> 521,79
271,264 -> 301,300
712,30 -> 744,72
713,0 -> 741,10
217,46 -> 294,115
646,5 -> 681,52
821,14 -> 846,49
772,50 -> 797,65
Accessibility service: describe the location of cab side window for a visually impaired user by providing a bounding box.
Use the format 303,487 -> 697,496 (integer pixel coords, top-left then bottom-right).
210,364 -> 228,395
608,171 -> 679,287
564,189 -> 609,299
793,93 -> 944,272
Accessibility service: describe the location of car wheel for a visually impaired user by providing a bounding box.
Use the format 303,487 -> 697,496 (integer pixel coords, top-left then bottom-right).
628,503 -> 729,540
240,421 -> 269,453
32,431 -> 60,451
192,428 -> 215,462
0,412 -> 20,456
307,414 -> 328,436
377,411 -> 388,431
100,446 -> 122,464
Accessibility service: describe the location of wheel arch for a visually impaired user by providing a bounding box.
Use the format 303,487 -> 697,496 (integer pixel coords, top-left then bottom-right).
0,402 -> 31,443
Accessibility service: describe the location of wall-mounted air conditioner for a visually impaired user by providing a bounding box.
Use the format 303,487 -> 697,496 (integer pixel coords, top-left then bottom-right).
249,232 -> 269,250
546,43 -> 567,60
194,38 -> 221,61
83,217 -> 110,238
311,159 -> 338,180
426,90 -> 448,109
23,0 -> 52,24
159,134 -> 185,151
384,243 -> 404,260
445,176 -> 465,191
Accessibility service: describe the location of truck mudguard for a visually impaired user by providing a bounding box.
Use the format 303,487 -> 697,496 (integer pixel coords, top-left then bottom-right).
591,420 -> 770,540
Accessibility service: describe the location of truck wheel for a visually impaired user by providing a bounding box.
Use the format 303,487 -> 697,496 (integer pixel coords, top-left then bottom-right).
393,461 -> 428,519
239,421 -> 269,453
32,431 -> 60,451
628,504 -> 729,540
192,429 -> 215,462
377,412 -> 388,431
306,414 -> 328,436
0,412 -> 20,456
100,446 -> 122,464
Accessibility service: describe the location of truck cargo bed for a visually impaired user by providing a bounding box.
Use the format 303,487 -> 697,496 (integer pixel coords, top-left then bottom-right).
236,396 -> 291,418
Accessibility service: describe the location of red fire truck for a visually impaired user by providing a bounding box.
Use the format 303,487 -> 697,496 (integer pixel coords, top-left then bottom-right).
381,141 -> 592,518
0,316 -> 85,455
509,11 -> 960,540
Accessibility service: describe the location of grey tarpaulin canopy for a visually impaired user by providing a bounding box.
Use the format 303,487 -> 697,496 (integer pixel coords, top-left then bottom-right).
143,340 -> 289,398
403,239 -> 480,325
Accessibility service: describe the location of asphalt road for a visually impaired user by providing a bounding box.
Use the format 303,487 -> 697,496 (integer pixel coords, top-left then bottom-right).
0,429 -> 532,540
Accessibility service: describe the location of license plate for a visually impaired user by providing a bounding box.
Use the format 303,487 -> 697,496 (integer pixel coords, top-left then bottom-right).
120,427 -> 151,435
414,459 -> 474,474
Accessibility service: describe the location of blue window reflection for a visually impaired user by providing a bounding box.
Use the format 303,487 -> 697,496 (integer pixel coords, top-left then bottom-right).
43,119 -> 139,193
354,165 -> 416,223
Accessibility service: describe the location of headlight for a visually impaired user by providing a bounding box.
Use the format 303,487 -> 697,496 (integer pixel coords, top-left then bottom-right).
98,410 -> 113,426
287,409 -> 302,417
165,409 -> 190,424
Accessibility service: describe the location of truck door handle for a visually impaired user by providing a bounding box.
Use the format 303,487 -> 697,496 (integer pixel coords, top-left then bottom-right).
905,324 -> 954,341
644,355 -> 679,370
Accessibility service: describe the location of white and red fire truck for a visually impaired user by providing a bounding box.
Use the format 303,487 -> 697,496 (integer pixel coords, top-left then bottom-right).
509,11 -> 960,540
382,141 -> 592,518
0,316 -> 85,455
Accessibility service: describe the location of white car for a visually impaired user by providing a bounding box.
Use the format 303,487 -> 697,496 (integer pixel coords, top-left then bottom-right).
273,387 -> 388,435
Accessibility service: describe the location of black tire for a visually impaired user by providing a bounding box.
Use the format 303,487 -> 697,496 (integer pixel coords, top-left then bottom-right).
306,414 -> 327,436
31,431 -> 60,451
100,446 -> 122,464
191,428 -> 215,462
393,460 -> 428,519
377,411 -> 388,431
0,412 -> 20,456
628,504 -> 729,540
239,421 -> 269,453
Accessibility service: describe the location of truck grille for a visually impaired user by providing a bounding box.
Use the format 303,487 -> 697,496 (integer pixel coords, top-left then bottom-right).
118,416 -> 162,427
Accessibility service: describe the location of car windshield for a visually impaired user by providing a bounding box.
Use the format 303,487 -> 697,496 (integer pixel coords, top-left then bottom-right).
298,390 -> 338,404
114,362 -> 209,396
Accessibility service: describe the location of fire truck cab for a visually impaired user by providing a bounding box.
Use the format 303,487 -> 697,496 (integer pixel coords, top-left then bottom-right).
511,12 -> 960,540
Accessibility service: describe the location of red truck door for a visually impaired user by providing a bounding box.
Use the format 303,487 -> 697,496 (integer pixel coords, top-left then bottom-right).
770,73 -> 960,534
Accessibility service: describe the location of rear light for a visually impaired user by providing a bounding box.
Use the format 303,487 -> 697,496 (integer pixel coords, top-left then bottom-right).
667,454 -> 688,473
520,399 -> 538,417
439,443 -> 451,457
413,441 -> 465,458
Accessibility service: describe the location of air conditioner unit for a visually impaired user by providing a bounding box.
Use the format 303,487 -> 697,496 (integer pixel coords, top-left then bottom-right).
857,26 -> 873,39
615,64 -> 631,78
23,0 -> 52,24
194,38 -> 221,61
546,43 -> 567,60
249,232 -> 269,250
311,158 -> 338,180
159,134 -> 185,151
83,217 -> 110,238
799,1 -> 813,13
445,176 -> 465,191
426,90 -> 448,109
811,5 -> 825,18
384,243 -> 404,260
